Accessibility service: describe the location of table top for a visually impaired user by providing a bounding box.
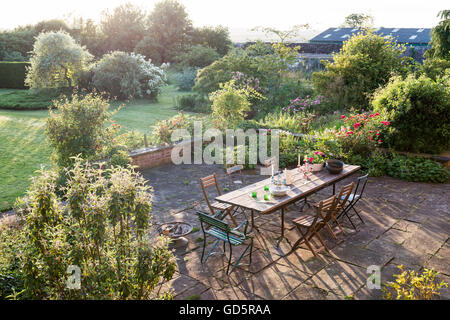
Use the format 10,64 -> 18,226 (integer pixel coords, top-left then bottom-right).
215,164 -> 361,214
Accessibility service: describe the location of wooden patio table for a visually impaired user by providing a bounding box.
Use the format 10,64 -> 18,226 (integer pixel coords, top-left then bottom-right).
215,164 -> 361,240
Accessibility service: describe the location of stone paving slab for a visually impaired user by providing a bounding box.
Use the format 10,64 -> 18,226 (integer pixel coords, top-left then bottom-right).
139,163 -> 450,300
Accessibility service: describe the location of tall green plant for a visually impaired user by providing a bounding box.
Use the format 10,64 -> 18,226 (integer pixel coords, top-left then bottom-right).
372,75 -> 450,153
312,31 -> 412,109
46,93 -> 111,168
16,158 -> 177,299
25,31 -> 93,89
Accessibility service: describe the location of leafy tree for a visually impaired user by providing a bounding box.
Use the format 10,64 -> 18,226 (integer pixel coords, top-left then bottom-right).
420,57 -> 450,81
135,0 -> 192,64
251,25 -> 309,43
91,51 -> 166,99
71,17 -> 107,57
100,2 -> 147,52
312,31 -> 412,109
46,93 -> 111,168
175,45 -> 220,68
341,13 -> 374,28
34,19 -> 71,34
0,25 -> 36,61
25,31 -> 93,89
189,26 -> 232,56
425,10 -> 450,60
193,48 -> 262,95
210,80 -> 264,128
244,41 -> 274,57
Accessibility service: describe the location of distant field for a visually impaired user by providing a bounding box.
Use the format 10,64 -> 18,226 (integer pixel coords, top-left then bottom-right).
0,85 -> 185,211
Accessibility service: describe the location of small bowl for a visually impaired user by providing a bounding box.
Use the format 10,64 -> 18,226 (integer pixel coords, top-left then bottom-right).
269,185 -> 290,197
326,159 -> 344,174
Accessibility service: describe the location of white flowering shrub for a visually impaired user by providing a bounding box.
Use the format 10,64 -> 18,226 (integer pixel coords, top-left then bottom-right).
92,51 -> 166,99
25,31 -> 93,89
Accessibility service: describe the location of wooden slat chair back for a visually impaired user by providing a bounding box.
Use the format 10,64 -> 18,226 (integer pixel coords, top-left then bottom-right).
320,182 -> 354,239
291,195 -> 337,257
200,173 -> 238,225
337,174 -> 369,228
226,164 -> 244,188
197,211 -> 253,274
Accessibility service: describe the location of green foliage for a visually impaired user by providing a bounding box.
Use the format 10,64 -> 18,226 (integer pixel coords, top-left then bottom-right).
278,133 -> 309,168
194,43 -> 310,117
385,153 -> 449,183
193,48 -> 262,95
73,18 -> 107,58
92,51 -> 166,100
342,13 -> 374,28
383,265 -> 448,300
46,93 -> 111,168
189,25 -> 232,56
0,88 -> 71,110
372,75 -> 450,153
175,93 -> 210,113
0,220 -> 26,299
257,112 -> 315,134
13,158 -> 177,299
425,10 -> 450,60
100,3 -> 146,53
175,45 -> 220,68
312,31 -> 412,109
171,67 -> 198,91
25,31 -> 93,89
135,0 -> 192,64
34,19 -> 71,34
152,111 -> 195,144
0,62 -> 30,89
210,80 -> 258,129
252,25 -> 309,43
244,41 -> 274,57
420,57 -> 450,81
0,25 -> 36,61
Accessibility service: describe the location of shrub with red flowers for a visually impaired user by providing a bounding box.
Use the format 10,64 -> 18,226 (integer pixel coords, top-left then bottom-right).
329,112 -> 389,159
304,150 -> 327,164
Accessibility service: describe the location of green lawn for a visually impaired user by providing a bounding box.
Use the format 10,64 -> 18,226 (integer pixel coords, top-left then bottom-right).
0,86 -> 184,211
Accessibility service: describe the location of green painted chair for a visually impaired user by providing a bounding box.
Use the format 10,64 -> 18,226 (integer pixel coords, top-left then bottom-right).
197,210 -> 253,275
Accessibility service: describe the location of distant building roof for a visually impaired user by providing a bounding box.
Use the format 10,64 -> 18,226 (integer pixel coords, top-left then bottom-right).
310,28 -> 431,45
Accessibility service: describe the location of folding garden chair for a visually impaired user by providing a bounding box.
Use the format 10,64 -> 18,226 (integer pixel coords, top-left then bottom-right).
337,174 -> 368,229
291,195 -> 338,257
200,173 -> 238,226
327,182 -> 354,237
197,211 -> 253,275
226,164 -> 244,189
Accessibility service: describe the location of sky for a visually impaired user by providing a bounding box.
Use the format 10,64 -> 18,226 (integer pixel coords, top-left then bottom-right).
0,0 -> 447,40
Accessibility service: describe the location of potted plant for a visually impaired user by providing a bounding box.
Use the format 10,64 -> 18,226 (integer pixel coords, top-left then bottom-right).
304,151 -> 327,172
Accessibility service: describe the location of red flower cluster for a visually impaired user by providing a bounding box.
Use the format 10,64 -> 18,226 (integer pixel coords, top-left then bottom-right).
330,112 -> 390,146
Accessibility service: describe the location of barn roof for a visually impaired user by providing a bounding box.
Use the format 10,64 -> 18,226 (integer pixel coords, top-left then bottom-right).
310,27 -> 431,45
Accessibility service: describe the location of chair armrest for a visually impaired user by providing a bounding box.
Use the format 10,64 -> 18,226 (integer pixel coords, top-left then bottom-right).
231,219 -> 250,238
212,211 -> 225,220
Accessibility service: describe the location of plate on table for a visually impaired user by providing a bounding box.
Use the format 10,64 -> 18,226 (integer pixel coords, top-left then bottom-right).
269,185 -> 291,197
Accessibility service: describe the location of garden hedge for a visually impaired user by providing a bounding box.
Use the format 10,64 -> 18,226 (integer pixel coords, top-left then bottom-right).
0,61 -> 30,89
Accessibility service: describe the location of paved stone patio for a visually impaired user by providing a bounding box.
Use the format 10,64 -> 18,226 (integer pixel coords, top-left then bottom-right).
143,163 -> 450,300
